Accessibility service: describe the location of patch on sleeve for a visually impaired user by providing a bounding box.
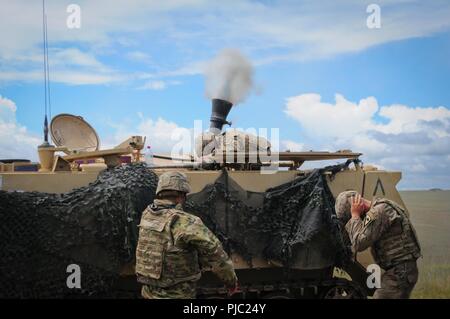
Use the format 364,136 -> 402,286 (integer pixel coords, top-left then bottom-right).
364,211 -> 375,227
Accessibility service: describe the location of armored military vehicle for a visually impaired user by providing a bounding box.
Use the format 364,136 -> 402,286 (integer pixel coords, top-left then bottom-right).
1,0 -> 412,298
0,98 -> 409,299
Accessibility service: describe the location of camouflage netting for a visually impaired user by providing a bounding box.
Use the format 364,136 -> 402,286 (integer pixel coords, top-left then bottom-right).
261,165 -> 350,266
186,163 -> 351,267
0,161 -> 351,298
0,163 -> 158,298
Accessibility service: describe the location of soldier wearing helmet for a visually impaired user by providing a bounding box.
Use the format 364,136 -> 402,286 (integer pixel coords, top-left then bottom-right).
335,191 -> 421,299
135,171 -> 238,299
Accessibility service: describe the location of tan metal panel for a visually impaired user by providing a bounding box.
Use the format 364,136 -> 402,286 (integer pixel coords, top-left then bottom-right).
178,170 -> 300,193
0,172 -> 99,193
183,171 -> 222,193
228,171 -> 299,192
326,169 -> 365,198
363,171 -> 405,209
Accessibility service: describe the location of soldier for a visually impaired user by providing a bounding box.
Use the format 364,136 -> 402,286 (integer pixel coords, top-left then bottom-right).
335,191 -> 421,299
135,171 -> 238,299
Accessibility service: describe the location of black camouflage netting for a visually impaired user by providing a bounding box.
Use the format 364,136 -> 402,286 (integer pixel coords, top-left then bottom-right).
0,163 -> 158,298
0,161 -> 350,298
261,165 -> 350,265
186,163 -> 351,267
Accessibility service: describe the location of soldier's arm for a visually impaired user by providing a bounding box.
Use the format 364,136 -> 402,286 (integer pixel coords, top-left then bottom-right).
345,207 -> 386,253
177,218 -> 237,287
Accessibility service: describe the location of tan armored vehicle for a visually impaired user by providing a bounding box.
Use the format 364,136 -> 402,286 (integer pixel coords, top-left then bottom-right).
0,99 -> 407,299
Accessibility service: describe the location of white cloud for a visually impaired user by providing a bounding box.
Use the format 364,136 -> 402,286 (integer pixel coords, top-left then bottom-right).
0,70 -> 123,86
284,93 -> 450,189
137,80 -> 181,90
104,116 -> 191,155
0,1 -> 205,86
154,60 -> 207,78
0,47 -> 124,85
376,104 -> 450,135
138,80 -> 166,90
285,94 -> 379,138
281,140 -> 304,152
1,1 -> 450,85
0,0 -> 203,56
51,48 -> 106,69
350,134 -> 388,155
410,163 -> 427,173
126,51 -> 152,64
0,95 -> 16,112
0,95 -> 41,161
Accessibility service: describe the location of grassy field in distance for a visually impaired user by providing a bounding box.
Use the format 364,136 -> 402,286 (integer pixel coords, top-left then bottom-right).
400,190 -> 450,299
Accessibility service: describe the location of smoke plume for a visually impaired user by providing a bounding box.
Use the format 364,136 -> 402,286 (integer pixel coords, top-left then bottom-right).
204,49 -> 253,105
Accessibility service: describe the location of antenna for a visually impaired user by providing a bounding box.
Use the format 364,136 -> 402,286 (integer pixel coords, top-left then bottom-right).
37,0 -> 62,171
45,12 -> 51,120
41,0 -> 50,145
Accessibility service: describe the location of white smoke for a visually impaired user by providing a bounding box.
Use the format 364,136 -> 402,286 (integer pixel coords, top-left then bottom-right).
204,49 -> 253,105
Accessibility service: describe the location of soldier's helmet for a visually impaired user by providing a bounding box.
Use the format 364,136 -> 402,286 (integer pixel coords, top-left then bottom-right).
156,171 -> 192,195
335,190 -> 358,223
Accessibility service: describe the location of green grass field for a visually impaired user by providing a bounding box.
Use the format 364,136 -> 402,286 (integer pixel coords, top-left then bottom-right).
400,191 -> 450,299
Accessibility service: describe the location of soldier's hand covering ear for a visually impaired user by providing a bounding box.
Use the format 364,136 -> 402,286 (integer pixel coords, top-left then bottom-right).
351,194 -> 365,218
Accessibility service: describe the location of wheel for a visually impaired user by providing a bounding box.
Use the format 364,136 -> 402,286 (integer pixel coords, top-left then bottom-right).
203,295 -> 227,299
321,282 -> 366,299
262,291 -> 294,299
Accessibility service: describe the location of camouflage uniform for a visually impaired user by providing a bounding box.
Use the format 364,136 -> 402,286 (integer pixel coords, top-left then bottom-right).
344,197 -> 421,299
135,171 -> 237,299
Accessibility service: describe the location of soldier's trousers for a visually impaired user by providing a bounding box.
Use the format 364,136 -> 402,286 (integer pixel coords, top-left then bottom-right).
141,282 -> 197,299
373,260 -> 419,299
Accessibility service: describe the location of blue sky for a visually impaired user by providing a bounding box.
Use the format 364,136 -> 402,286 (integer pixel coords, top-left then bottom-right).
1,0 -> 450,189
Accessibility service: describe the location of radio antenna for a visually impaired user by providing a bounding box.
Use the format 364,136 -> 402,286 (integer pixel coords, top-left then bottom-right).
41,0 -> 50,145
45,12 -> 51,120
